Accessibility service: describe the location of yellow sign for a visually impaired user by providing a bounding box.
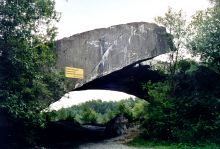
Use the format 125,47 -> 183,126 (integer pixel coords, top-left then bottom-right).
65,67 -> 84,79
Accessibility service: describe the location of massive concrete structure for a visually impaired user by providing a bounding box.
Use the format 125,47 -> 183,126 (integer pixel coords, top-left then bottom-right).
55,22 -> 170,98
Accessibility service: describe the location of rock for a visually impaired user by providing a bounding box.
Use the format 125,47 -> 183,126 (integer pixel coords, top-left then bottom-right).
55,22 -> 170,91
105,115 -> 128,137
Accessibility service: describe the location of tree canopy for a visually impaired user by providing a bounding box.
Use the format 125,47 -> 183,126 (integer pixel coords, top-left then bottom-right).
142,1 -> 220,143
0,0 -> 65,126
189,0 -> 220,72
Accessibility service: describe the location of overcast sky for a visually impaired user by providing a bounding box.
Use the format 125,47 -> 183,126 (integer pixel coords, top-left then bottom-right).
55,0 -> 209,39
49,90 -> 135,110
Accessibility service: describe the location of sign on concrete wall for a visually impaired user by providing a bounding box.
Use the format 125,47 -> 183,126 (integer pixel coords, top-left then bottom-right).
65,67 -> 84,79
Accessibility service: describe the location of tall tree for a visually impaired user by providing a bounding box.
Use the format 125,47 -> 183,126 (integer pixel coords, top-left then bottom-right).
0,0 -> 65,125
189,0 -> 220,72
155,7 -> 186,76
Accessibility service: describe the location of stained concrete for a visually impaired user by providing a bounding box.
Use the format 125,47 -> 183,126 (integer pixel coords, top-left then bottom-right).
55,22 -> 170,95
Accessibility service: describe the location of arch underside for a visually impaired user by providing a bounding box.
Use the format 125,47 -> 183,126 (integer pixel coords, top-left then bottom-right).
74,61 -> 164,99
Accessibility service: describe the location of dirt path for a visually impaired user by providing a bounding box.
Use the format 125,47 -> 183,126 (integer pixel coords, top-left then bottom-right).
77,140 -> 146,149
77,126 -> 147,149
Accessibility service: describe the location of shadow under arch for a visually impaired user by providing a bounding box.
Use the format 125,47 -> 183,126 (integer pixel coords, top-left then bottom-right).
74,60 -> 165,99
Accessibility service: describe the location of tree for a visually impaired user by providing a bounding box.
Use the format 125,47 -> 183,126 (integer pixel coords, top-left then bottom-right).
80,107 -> 98,123
142,2 -> 220,144
155,7 -> 186,76
188,0 -> 220,72
132,100 -> 149,120
0,0 -> 65,126
143,63 -> 220,142
115,100 -> 133,121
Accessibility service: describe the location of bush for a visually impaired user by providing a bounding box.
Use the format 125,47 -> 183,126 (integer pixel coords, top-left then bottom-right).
80,107 -> 98,123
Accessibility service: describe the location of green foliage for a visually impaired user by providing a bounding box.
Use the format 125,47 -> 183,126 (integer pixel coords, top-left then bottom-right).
155,7 -> 186,47
155,7 -> 187,76
0,0 -> 65,127
142,61 -> 220,143
188,1 -> 220,72
144,4 -> 220,143
132,100 -> 149,120
80,107 -> 98,123
128,137 -> 220,149
79,99 -> 116,115
143,81 -> 175,140
115,100 -> 134,121
46,98 -> 148,124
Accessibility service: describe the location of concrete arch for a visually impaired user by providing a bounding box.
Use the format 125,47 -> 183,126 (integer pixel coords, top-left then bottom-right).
55,22 -> 170,98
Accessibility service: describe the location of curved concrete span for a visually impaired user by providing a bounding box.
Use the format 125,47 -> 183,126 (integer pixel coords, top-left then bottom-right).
55,22 -> 170,98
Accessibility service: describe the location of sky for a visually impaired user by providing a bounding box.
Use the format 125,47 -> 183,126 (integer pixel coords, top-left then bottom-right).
55,0 -> 209,39
51,0 -> 210,109
49,90 -> 135,110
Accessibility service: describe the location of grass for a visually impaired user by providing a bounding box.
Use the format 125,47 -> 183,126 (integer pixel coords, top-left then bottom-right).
127,137 -> 220,149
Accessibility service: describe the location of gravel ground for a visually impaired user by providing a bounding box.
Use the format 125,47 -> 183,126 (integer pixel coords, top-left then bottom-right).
77,126 -> 148,149
77,140 -> 147,149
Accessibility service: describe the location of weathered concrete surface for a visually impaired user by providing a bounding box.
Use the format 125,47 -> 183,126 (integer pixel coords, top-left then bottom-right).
55,22 -> 170,92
